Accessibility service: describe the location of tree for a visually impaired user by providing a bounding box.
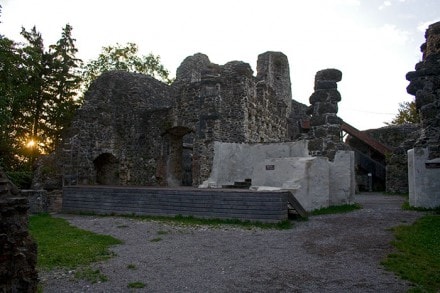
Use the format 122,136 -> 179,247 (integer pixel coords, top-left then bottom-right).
388,100 -> 420,125
0,24 -> 82,170
45,24 -> 83,148
0,35 -> 27,169
81,42 -> 172,95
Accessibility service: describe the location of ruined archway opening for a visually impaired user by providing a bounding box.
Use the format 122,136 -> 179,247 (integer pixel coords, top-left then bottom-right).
162,127 -> 194,187
93,153 -> 120,185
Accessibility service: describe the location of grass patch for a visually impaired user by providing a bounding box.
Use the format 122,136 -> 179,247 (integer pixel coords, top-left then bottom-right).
127,264 -> 137,270
128,282 -> 146,288
29,213 -> 122,270
74,212 -> 293,229
382,215 -> 440,292
74,268 -> 108,283
121,214 -> 293,230
311,203 -> 362,216
157,230 -> 169,235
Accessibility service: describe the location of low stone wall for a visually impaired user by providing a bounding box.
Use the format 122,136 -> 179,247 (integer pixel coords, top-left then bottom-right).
62,186 -> 289,222
21,189 -> 63,214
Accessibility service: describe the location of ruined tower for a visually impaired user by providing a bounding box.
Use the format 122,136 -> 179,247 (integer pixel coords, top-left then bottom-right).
406,21 -> 440,208
407,21 -> 440,159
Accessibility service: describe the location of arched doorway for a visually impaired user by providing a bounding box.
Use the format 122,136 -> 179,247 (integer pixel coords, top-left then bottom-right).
163,127 -> 194,187
93,153 -> 120,185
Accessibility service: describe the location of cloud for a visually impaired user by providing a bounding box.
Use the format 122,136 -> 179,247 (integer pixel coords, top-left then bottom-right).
379,0 -> 392,10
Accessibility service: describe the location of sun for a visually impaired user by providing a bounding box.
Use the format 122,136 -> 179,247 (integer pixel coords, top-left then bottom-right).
26,139 -> 36,149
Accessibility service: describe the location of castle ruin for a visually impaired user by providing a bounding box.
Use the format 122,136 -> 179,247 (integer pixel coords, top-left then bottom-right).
54,51 -> 355,211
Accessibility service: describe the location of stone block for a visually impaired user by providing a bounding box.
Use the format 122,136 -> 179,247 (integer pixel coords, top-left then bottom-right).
252,157 -> 330,211
318,102 -> 338,114
314,80 -> 337,90
408,148 -> 440,208
329,151 -> 355,205
315,68 -> 342,82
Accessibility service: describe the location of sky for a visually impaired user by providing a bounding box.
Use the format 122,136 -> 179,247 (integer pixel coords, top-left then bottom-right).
1,0 -> 439,130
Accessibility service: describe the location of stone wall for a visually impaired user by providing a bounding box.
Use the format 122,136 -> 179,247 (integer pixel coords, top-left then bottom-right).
373,124 -> 420,193
288,100 -> 309,140
347,124 -> 420,193
61,70 -> 173,186
0,169 -> 38,292
53,52 -> 294,189
407,21 -> 440,159
406,21 -> 440,207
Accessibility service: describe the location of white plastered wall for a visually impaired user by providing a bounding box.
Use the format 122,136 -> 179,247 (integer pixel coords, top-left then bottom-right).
200,140 -> 355,211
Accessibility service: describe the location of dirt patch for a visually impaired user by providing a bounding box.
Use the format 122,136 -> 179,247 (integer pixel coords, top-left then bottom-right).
40,193 -> 423,292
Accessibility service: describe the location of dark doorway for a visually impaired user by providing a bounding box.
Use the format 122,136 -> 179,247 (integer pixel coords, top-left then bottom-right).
93,153 -> 120,185
163,127 -> 193,187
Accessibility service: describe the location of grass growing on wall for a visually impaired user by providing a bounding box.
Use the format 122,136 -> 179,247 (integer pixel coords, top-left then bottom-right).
29,213 -> 122,270
382,214 -> 440,292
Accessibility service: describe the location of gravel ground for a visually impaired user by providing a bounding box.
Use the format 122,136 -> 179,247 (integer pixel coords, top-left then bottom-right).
40,193 -> 424,292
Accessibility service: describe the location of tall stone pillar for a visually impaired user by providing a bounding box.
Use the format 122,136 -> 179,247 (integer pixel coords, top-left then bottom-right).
256,51 -> 292,117
307,69 -> 350,160
406,21 -> 440,208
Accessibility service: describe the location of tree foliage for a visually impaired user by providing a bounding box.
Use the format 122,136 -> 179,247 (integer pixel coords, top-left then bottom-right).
388,100 -> 420,125
1,6 -> 172,171
81,42 -> 172,94
0,24 -> 82,170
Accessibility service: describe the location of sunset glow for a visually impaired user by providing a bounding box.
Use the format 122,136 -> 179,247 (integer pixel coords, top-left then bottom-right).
26,139 -> 36,149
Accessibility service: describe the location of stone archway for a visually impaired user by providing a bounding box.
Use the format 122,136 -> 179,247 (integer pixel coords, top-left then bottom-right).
163,127 -> 194,187
93,153 -> 120,185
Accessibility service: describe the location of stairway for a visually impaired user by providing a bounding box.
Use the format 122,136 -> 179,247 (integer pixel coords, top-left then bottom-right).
222,178 -> 252,189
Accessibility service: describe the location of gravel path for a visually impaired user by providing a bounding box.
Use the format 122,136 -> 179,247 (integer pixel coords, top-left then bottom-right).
40,193 -> 424,292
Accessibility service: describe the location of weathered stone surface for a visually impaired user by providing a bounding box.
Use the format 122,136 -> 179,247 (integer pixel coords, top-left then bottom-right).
315,68 -> 342,83
407,21 -> 440,208
256,51 -> 292,116
407,21 -> 440,160
39,52 -> 294,188
287,99 -> 309,140
314,80 -> 337,90
408,148 -> 440,208
175,53 -> 212,83
307,69 -> 350,160
0,169 -> 38,292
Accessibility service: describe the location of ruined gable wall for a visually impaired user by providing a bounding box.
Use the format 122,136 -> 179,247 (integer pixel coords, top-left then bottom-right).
63,71 -> 173,186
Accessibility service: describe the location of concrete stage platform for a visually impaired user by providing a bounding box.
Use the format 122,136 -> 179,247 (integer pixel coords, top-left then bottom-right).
62,185 -> 300,223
